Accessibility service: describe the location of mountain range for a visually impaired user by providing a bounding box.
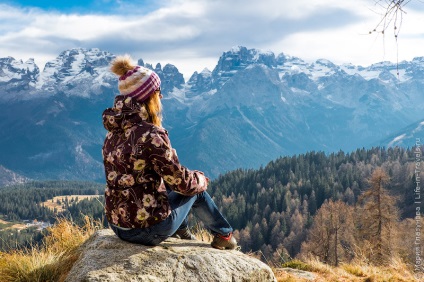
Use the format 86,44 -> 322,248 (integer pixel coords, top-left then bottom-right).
0,46 -> 423,184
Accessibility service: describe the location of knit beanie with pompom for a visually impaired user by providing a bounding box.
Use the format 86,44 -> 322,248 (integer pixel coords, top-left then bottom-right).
110,55 -> 161,102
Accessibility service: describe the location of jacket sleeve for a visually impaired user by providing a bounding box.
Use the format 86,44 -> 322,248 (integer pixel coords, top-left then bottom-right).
146,128 -> 207,196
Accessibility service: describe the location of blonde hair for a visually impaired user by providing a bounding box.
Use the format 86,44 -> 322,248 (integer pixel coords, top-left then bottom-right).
145,91 -> 162,127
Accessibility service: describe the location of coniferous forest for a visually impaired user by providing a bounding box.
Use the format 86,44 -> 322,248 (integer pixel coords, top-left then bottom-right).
208,146 -> 422,266
0,146 -> 422,267
0,181 -> 105,251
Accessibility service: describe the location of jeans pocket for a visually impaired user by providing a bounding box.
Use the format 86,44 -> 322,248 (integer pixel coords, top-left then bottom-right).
119,227 -> 150,242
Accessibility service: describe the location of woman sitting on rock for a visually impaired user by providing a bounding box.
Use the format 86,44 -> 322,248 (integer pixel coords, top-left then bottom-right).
102,55 -> 237,250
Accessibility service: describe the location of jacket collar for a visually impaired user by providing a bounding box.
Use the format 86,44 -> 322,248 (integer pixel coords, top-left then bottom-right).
102,95 -> 151,132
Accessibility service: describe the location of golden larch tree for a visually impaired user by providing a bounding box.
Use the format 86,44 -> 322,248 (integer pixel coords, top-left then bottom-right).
301,199 -> 355,266
356,167 -> 399,265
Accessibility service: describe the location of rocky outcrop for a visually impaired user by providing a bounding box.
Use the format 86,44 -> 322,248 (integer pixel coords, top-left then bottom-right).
65,229 -> 277,282
273,268 -> 317,281
0,56 -> 39,99
0,165 -> 27,187
187,68 -> 212,97
150,63 -> 185,94
211,46 -> 276,88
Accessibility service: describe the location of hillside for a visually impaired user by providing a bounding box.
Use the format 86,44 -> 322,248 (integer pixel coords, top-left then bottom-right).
207,146 -> 422,268
0,181 -> 105,251
0,146 -> 422,274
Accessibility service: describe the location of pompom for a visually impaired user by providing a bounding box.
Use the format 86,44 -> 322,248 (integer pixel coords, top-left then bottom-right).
110,55 -> 135,76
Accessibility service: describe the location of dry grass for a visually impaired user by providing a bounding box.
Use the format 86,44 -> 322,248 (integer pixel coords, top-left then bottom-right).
193,227 -> 214,243
191,227 -> 419,281
339,256 -> 418,282
274,255 -> 420,282
0,220 -> 420,282
42,195 -> 100,213
0,219 -> 26,230
0,216 -> 101,282
0,219 -> 11,225
272,268 -> 312,282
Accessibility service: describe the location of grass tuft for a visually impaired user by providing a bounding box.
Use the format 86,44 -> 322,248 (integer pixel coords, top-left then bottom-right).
281,259 -> 312,272
341,263 -> 366,277
272,254 -> 420,282
0,216 -> 101,282
191,223 -> 214,243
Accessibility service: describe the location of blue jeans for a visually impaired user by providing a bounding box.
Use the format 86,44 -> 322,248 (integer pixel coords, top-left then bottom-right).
110,190 -> 233,246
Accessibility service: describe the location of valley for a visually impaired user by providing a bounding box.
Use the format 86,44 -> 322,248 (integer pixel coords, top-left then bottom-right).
42,194 -> 101,213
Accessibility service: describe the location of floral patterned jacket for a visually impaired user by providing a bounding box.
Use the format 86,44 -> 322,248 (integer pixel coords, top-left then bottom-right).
102,95 -> 207,228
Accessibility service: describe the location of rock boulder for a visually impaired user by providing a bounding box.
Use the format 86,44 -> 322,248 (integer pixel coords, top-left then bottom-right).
65,229 -> 277,282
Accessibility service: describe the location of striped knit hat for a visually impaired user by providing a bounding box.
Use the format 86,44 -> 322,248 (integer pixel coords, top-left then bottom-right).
118,66 -> 161,102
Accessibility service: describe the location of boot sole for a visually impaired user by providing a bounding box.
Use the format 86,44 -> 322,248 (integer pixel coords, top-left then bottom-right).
211,244 -> 225,250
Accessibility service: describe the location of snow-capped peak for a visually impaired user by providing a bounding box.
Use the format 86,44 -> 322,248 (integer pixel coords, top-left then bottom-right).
211,46 -> 277,87
230,46 -> 242,53
36,48 -> 116,94
200,68 -> 211,76
0,56 -> 39,83
315,59 -> 336,68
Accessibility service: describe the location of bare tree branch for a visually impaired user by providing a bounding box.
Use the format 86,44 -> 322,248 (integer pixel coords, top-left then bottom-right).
369,1 -> 415,76
370,0 -> 410,37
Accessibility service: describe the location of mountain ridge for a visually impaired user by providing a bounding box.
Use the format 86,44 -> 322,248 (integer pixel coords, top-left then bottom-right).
0,46 -> 423,181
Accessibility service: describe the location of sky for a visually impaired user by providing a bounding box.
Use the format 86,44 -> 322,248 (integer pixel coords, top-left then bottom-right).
1,0 -> 424,79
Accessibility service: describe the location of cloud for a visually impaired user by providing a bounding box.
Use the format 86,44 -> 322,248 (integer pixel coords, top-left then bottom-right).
1,0 -> 424,78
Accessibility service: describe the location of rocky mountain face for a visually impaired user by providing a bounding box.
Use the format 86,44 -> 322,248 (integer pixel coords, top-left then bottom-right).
0,57 -> 39,99
0,46 -> 423,181
0,165 -> 27,187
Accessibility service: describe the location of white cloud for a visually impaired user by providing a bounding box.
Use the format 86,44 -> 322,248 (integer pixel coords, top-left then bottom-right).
1,0 -> 423,79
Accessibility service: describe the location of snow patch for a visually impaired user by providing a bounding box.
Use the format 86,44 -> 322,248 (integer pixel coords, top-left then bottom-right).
388,134 -> 406,147
206,89 -> 217,96
412,121 -> 424,134
200,68 -> 211,77
316,59 -> 334,66
29,152 -> 53,160
252,49 -> 274,61
0,67 -> 22,82
290,87 -> 309,95
389,69 -> 409,82
231,46 -> 241,53
167,86 -> 186,103
290,65 -> 301,73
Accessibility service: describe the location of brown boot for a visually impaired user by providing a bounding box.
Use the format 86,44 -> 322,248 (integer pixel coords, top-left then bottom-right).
172,227 -> 196,240
211,233 -> 237,250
